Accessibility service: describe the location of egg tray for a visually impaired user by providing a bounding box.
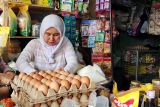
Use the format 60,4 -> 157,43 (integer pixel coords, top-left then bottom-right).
11,76 -> 96,104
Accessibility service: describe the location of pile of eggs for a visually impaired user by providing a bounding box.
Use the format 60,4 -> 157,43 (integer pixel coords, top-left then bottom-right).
11,70 -> 96,107
17,70 -> 91,96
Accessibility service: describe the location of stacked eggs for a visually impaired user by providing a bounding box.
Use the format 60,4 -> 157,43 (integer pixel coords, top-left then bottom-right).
12,70 -> 96,107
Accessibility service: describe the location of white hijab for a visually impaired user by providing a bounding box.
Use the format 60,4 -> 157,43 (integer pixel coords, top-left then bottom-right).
39,14 -> 67,64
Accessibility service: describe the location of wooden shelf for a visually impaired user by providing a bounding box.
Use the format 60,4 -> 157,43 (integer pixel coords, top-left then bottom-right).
10,36 -> 38,39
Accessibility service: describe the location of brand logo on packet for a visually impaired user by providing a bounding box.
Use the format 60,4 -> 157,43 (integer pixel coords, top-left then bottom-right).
113,98 -> 134,107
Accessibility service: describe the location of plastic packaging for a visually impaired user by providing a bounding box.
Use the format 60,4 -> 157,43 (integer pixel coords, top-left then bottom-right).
17,6 -> 31,36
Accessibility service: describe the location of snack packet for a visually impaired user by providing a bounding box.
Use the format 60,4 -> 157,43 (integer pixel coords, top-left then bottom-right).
112,88 -> 140,107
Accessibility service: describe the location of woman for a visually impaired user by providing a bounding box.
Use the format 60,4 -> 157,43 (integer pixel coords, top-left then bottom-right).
16,14 -> 79,74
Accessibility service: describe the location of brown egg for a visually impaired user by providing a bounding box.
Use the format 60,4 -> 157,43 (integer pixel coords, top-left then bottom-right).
34,81 -> 42,89
60,80 -> 71,90
54,69 -> 61,73
41,78 -> 48,84
74,75 -> 81,81
47,101 -> 52,106
51,76 -> 57,81
59,70 -> 65,75
49,81 -> 60,92
45,80 -> 52,86
46,70 -> 52,75
22,75 -> 28,81
63,71 -> 69,76
30,79 -> 38,86
25,76 -> 33,83
57,98 -> 62,104
56,78 -> 62,84
50,72 -> 57,76
55,73 -> 60,78
65,76 -> 73,82
45,74 -> 52,80
38,71 -> 45,76
18,72 -> 26,80
59,75 -> 67,80
71,78 -> 81,88
80,76 -> 90,87
68,73 -> 75,78
34,74 -> 43,81
38,84 -> 48,96
34,103 -> 41,107
41,72 -> 48,77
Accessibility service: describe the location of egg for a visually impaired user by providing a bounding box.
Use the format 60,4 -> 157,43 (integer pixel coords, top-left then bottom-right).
47,101 -> 52,106
41,72 -> 48,77
60,80 -> 71,90
22,75 -> 28,81
80,76 -> 90,88
34,74 -> 43,81
45,74 -> 52,80
18,72 -> 26,80
51,76 -> 57,81
57,98 -> 62,104
63,71 -> 69,76
54,69 -> 61,73
71,78 -> 81,88
41,78 -> 48,84
34,81 -> 42,89
68,73 -> 75,78
40,103 -> 48,107
38,71 -> 45,76
46,70 -> 52,75
38,84 -> 48,96
59,75 -> 66,80
30,79 -> 38,86
55,74 -> 60,78
45,80 -> 52,86
65,76 -> 73,82
74,75 -> 81,81
56,78 -> 62,84
50,72 -> 57,76
25,76 -> 33,83
49,81 -> 60,92
34,103 -> 41,107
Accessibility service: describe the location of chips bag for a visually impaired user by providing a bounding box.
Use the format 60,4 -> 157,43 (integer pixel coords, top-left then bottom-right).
112,88 -> 140,107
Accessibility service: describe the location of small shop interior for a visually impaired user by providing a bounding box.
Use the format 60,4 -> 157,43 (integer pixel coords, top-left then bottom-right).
1,0 -> 160,106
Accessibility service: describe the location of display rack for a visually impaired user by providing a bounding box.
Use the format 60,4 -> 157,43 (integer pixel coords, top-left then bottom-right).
123,46 -> 160,83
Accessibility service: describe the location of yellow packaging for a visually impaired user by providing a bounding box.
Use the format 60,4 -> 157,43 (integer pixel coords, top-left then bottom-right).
112,88 -> 140,107
0,27 -> 10,47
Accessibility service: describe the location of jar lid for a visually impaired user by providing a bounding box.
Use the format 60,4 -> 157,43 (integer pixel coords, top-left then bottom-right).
152,79 -> 160,85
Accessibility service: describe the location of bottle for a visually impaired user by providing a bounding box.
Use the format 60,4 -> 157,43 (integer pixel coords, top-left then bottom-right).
144,90 -> 157,107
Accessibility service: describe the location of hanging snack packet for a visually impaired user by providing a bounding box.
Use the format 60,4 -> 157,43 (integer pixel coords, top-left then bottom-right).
0,27 -> 10,47
112,88 -> 140,107
82,0 -> 89,14
0,8 -> 17,37
60,0 -> 74,12
17,5 -> 31,36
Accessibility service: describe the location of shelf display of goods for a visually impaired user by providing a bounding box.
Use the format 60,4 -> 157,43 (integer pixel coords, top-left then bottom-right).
11,70 -> 96,107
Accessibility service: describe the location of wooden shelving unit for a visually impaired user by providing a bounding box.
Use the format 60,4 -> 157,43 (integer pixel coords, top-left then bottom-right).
10,36 -> 38,39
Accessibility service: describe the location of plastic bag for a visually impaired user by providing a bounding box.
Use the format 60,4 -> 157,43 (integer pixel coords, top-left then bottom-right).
61,98 -> 80,107
96,96 -> 109,107
17,6 -> 31,36
77,64 -> 106,83
0,8 -> 17,37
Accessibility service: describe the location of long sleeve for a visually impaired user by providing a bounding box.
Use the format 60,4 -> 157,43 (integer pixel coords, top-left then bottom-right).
64,40 -> 79,73
16,40 -> 37,74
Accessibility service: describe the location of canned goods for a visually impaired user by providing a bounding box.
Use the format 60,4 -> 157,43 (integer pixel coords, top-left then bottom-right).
32,24 -> 40,37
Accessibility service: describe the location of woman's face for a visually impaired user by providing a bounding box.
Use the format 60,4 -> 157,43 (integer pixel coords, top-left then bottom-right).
44,27 -> 61,46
